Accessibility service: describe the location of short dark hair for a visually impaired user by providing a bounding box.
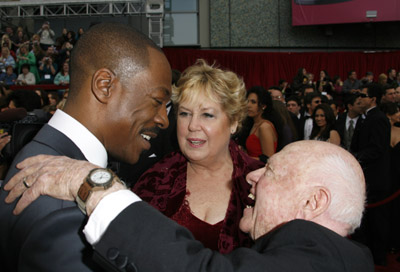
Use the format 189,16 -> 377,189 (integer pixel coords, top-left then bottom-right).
301,84 -> 315,96
387,68 -> 396,74
7,90 -> 41,111
380,102 -> 399,116
69,22 -> 161,101
344,94 -> 358,111
286,95 -> 301,106
364,83 -> 384,105
383,84 -> 395,95
304,92 -> 322,106
268,85 -> 281,91
21,63 -> 30,71
278,79 -> 287,85
348,70 -> 356,77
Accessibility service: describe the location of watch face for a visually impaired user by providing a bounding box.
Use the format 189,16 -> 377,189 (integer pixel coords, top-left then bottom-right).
90,169 -> 112,185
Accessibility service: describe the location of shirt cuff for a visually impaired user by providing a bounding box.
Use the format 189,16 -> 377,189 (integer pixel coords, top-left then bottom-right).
83,190 -> 141,245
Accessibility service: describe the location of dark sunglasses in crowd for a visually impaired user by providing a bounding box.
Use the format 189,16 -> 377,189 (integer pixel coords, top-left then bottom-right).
357,93 -> 369,98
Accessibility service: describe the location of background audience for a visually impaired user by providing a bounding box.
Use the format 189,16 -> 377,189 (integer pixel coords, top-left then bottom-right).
0,23 -> 399,268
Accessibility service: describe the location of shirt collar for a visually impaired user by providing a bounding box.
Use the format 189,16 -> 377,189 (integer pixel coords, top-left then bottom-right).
48,110 -> 107,167
346,114 -> 359,125
365,106 -> 376,115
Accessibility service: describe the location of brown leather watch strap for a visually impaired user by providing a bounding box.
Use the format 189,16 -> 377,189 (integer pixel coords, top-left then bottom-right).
77,181 -> 93,202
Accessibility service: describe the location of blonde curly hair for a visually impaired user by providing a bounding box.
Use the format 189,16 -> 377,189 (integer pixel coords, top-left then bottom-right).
172,59 -> 247,132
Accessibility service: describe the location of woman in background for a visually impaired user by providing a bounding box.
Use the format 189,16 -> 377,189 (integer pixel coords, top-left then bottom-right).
316,70 -> 333,95
245,86 -> 280,161
292,67 -> 308,93
16,44 -> 39,82
310,103 -> 340,145
54,62 -> 70,86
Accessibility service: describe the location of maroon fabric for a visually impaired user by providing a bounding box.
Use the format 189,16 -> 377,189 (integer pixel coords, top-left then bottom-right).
133,140 -> 264,253
163,48 -> 400,90
171,195 -> 223,251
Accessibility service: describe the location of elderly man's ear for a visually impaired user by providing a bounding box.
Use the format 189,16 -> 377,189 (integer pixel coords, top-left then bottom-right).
91,68 -> 117,103
296,186 -> 331,220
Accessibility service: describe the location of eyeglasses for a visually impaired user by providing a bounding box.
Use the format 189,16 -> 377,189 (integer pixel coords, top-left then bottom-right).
358,93 -> 369,98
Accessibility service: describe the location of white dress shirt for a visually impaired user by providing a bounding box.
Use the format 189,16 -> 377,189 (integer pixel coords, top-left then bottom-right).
345,115 -> 359,130
84,190 -> 141,244
49,110 -> 117,244
303,113 -> 313,140
48,109 -> 107,168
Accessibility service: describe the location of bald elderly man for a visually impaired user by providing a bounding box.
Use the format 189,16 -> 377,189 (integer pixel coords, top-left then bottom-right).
0,23 -> 171,271
5,141 -> 374,271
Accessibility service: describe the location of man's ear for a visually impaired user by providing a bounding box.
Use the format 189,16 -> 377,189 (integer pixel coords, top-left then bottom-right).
91,68 -> 116,104
296,186 -> 330,220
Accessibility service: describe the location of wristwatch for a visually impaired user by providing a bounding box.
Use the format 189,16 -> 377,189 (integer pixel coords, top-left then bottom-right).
76,168 -> 124,215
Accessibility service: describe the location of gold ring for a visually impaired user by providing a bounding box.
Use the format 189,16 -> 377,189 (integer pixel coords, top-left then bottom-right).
22,177 -> 30,189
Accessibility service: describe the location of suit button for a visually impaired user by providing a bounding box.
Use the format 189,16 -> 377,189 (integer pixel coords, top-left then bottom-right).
107,248 -> 119,261
116,254 -> 128,269
126,262 -> 138,272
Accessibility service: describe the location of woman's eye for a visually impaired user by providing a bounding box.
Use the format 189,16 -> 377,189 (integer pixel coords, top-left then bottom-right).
203,113 -> 214,118
178,111 -> 189,117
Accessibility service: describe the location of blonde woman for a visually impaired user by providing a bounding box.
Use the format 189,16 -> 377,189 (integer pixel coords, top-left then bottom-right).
134,60 -> 264,253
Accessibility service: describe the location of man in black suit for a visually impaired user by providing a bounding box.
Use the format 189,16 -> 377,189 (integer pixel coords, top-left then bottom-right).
0,23 -> 172,271
335,94 -> 364,150
303,92 -> 322,140
350,83 -> 391,265
5,141 -> 374,271
286,95 -> 304,139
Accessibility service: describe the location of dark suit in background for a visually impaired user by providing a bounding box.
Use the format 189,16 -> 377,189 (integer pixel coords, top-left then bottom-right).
92,202 -> 373,272
0,124 -> 102,271
335,113 -> 363,150
350,106 -> 391,265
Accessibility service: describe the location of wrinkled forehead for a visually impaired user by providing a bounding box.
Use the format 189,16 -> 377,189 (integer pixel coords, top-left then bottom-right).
267,150 -> 297,180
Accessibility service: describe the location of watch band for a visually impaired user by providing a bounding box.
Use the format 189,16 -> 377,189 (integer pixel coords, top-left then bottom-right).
77,181 -> 93,215
76,168 -> 125,215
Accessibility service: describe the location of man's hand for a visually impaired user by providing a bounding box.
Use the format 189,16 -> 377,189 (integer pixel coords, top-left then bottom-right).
0,132 -> 11,151
4,155 -> 97,215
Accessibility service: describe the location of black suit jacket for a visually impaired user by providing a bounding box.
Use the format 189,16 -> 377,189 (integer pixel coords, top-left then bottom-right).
335,113 -> 363,149
0,125 -> 103,271
350,107 -> 391,202
93,202 -> 374,272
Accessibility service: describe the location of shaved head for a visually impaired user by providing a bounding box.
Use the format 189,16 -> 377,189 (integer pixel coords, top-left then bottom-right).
240,141 -> 366,240
69,22 -> 161,101
281,141 -> 366,233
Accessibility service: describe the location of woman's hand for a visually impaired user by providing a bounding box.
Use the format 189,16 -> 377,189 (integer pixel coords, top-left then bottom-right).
3,155 -> 98,215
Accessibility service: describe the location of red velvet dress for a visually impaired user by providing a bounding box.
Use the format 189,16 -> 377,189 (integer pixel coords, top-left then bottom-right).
133,140 -> 264,253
